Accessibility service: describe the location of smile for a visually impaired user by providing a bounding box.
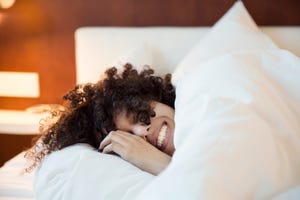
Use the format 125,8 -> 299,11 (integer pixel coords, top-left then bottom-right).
157,124 -> 167,148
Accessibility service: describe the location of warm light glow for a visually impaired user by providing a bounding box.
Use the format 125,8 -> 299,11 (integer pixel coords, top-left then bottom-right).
0,72 -> 40,98
0,13 -> 3,24
0,0 -> 15,9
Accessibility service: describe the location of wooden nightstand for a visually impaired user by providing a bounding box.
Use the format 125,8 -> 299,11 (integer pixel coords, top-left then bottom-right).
0,110 -> 48,166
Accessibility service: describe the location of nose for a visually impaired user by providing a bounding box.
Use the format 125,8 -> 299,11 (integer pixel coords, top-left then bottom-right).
132,124 -> 151,137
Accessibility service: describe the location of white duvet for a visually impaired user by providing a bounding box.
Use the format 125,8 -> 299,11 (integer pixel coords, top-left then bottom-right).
34,144 -> 153,200
0,152 -> 34,200
137,49 -> 300,199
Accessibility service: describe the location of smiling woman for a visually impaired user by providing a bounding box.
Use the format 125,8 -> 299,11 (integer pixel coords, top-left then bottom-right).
25,63 -> 176,175
99,101 -> 176,174
111,101 -> 175,155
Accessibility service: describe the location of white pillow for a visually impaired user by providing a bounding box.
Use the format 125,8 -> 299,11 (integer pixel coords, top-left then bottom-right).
97,44 -> 154,80
137,1 -> 300,199
112,44 -> 153,71
100,44 -> 169,80
34,144 -> 154,200
172,1 -> 278,85
172,0 -> 280,148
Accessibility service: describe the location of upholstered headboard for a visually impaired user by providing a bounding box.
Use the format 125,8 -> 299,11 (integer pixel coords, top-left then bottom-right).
75,26 -> 300,84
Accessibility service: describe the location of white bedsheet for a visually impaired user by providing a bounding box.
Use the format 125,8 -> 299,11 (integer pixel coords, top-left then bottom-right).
0,152 -> 34,200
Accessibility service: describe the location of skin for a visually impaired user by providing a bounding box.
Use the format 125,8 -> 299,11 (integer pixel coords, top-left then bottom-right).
99,102 -> 175,175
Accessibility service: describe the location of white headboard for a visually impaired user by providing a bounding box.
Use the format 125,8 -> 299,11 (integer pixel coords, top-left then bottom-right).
75,27 -> 300,84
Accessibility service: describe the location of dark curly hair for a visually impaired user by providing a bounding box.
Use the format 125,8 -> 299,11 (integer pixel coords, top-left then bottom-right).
25,64 -> 175,172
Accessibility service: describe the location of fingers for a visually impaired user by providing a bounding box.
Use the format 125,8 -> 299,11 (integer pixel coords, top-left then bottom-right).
98,130 -> 135,151
98,130 -> 148,160
98,130 -> 171,175
98,131 -> 113,150
99,131 -> 128,156
102,142 -> 123,154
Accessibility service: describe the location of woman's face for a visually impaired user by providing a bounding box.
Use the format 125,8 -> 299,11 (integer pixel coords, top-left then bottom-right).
114,101 -> 175,156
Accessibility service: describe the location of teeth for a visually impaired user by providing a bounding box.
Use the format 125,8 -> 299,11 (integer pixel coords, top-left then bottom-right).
157,125 -> 167,148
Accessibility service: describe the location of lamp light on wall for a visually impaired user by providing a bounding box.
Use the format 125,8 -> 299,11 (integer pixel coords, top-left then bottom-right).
0,0 -> 15,9
0,72 -> 40,98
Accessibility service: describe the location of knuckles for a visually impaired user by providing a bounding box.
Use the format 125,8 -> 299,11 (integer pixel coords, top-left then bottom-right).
109,131 -> 117,137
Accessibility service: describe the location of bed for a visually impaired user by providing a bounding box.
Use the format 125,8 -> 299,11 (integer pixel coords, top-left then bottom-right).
1,1 -> 300,199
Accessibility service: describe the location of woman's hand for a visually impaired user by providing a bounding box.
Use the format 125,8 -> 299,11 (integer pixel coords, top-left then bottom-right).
98,130 -> 171,175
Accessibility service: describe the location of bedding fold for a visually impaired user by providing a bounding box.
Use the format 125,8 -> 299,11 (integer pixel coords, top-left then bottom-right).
137,49 -> 300,199
34,144 -> 154,200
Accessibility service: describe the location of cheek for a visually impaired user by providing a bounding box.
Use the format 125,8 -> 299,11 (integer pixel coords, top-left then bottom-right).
149,117 -> 163,128
167,133 -> 175,155
153,106 -> 174,121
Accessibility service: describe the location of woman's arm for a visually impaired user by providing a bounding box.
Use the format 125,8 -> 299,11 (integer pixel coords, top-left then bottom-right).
99,130 -> 171,175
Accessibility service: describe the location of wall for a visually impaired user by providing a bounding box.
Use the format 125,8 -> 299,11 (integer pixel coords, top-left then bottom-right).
0,0 -> 299,110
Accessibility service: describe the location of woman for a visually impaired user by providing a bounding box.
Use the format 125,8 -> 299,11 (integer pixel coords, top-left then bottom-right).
26,63 -> 176,175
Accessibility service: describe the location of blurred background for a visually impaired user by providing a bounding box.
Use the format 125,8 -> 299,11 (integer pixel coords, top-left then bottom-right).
0,0 -> 299,110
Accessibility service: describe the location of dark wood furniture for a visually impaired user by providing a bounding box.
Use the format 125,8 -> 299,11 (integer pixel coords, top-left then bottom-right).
0,134 -> 37,167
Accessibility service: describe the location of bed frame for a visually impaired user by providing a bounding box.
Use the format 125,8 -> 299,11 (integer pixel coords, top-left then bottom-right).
75,26 -> 300,84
